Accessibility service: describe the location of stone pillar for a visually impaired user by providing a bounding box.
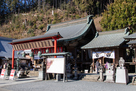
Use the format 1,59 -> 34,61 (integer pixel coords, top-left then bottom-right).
98,65 -> 104,82
104,64 -> 115,83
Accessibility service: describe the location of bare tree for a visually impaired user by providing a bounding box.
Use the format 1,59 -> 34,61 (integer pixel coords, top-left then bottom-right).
42,0 -> 45,11
38,0 -> 41,11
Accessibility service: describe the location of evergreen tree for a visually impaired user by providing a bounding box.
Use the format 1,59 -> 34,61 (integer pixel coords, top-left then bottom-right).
100,0 -> 136,31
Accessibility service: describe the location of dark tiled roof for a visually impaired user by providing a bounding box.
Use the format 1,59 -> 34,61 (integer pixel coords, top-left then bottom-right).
45,15 -> 95,42
127,40 -> 136,45
0,37 -> 20,58
81,29 -> 129,49
124,33 -> 136,39
10,15 -> 95,45
0,37 -> 23,59
10,15 -> 96,48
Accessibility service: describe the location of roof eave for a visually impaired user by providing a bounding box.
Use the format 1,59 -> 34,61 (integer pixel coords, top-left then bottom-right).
9,32 -> 63,45
58,19 -> 95,43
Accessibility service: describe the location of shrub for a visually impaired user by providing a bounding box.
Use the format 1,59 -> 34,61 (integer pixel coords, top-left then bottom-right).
38,24 -> 44,30
33,24 -> 37,29
29,20 -> 34,26
39,16 -> 43,21
12,16 -> 16,23
52,20 -> 56,24
27,28 -> 34,34
22,24 -> 25,29
16,24 -> 20,29
75,15 -> 81,19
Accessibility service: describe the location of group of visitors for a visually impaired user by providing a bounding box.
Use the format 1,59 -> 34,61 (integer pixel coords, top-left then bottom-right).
95,59 -> 109,74
0,63 -> 11,73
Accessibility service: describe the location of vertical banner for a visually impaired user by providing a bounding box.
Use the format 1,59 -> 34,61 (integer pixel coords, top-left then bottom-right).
46,58 -> 65,74
9,69 -> 16,80
0,69 -> 6,79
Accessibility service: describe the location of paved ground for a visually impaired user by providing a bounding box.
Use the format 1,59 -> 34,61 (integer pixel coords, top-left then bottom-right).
0,77 -> 136,91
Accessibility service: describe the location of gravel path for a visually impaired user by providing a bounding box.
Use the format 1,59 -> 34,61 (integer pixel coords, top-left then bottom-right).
1,80 -> 136,91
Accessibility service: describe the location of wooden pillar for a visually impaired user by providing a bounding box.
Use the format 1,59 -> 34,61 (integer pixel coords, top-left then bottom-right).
113,58 -> 115,64
81,50 -> 83,62
135,65 -> 136,73
113,49 -> 115,64
92,58 -> 95,72
54,38 -> 57,58
134,48 -> 136,62
103,57 -> 105,64
12,49 -> 15,69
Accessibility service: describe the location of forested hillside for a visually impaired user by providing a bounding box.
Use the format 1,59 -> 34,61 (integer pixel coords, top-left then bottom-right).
0,0 -> 135,39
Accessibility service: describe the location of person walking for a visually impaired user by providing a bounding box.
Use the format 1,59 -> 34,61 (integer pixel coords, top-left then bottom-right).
96,60 -> 100,74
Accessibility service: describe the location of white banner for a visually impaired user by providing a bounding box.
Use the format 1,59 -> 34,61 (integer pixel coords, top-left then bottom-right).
46,58 -> 65,74
9,69 -> 16,80
92,51 -> 115,59
0,69 -> 6,78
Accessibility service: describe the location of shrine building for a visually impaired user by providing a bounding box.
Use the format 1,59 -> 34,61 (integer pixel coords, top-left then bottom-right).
81,29 -> 131,73
9,15 -> 96,72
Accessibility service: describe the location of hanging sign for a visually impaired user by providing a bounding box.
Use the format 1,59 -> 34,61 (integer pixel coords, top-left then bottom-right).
9,69 -> 16,80
0,69 -> 6,79
92,51 -> 115,59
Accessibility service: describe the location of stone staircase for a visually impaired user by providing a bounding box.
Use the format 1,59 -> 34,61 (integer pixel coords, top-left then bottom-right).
81,74 -> 100,82
27,71 -> 39,77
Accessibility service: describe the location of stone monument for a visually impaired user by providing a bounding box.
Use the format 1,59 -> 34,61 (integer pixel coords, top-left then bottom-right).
104,63 -> 115,83
98,65 -> 104,82
38,61 -> 46,80
115,57 -> 129,84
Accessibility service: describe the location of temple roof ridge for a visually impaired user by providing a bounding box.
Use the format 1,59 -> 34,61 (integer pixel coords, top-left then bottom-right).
46,15 -> 93,31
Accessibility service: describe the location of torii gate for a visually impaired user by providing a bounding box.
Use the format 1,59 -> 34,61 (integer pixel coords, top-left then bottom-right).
9,32 -> 63,69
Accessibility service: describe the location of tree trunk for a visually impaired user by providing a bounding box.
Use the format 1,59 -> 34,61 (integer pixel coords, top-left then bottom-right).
42,0 -> 45,11
38,0 -> 40,12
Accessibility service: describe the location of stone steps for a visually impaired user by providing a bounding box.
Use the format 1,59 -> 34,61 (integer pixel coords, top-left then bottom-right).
27,71 -> 39,77
82,74 -> 100,82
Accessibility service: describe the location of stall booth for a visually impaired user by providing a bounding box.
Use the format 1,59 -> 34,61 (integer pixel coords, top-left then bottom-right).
82,29 -> 130,73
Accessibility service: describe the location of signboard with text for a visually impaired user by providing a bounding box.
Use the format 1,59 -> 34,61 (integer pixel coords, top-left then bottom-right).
46,58 -> 65,74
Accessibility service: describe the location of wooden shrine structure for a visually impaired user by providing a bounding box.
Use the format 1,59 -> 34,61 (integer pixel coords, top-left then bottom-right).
82,29 -> 130,72
9,32 -> 63,68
